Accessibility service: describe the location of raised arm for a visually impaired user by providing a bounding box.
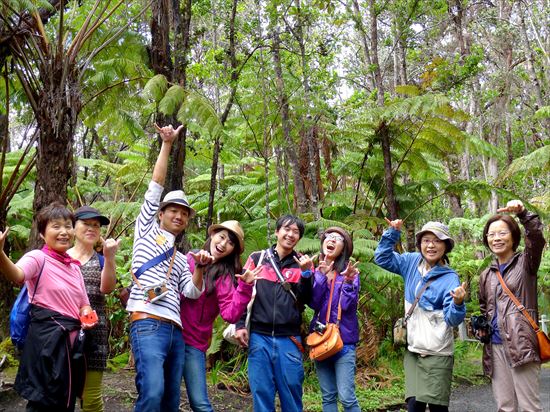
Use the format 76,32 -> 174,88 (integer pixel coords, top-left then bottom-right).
501,201 -> 546,275
0,227 -> 24,284
152,124 -> 183,186
374,218 -> 407,276
100,237 -> 121,294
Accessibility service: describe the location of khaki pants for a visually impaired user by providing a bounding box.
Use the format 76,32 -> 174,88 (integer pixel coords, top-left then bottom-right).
81,370 -> 104,412
491,344 -> 542,412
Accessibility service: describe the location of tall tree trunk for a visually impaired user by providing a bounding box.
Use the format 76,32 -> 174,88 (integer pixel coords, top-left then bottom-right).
206,0 -> 241,229
0,98 -> 12,338
293,0 -> 321,218
519,4 -> 546,112
369,0 -> 398,219
271,27 -> 308,213
321,136 -> 337,193
150,0 -> 186,191
350,0 -> 376,91
350,0 -> 398,219
487,0 -> 513,213
30,60 -> 81,247
168,0 -> 193,189
445,0 -> 469,217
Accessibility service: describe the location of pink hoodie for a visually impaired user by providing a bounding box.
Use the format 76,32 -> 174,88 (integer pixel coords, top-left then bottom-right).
180,253 -> 253,352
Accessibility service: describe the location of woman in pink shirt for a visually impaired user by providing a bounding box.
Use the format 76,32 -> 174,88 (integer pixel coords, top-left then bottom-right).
0,202 -> 96,412
180,220 -> 261,412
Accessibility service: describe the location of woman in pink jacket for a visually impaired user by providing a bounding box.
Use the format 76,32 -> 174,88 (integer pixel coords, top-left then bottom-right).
180,220 -> 260,412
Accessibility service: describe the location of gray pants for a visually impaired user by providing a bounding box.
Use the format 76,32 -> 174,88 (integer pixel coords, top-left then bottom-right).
491,344 -> 542,412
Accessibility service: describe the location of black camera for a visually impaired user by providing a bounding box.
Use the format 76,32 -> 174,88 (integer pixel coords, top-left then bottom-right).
313,321 -> 327,335
470,314 -> 492,343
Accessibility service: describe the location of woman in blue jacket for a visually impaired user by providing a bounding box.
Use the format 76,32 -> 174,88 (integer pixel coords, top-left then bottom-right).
374,219 -> 466,412
309,227 -> 360,412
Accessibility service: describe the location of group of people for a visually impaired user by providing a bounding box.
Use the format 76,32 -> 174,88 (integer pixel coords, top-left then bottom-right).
0,122 -> 546,412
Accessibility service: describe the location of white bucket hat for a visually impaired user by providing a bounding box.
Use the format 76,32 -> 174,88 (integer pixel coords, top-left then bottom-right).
159,190 -> 196,218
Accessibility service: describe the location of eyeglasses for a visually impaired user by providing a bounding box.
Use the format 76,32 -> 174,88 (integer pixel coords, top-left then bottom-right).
325,233 -> 344,242
421,238 -> 444,246
486,230 -> 510,240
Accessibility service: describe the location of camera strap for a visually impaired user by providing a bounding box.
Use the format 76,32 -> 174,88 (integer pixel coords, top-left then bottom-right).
266,248 -> 298,302
132,246 -> 177,290
403,278 -> 435,327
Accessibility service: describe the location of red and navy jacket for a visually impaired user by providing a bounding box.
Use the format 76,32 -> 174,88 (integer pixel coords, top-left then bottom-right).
236,246 -> 312,336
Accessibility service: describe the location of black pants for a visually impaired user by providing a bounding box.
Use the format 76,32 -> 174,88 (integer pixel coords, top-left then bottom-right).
407,396 -> 449,412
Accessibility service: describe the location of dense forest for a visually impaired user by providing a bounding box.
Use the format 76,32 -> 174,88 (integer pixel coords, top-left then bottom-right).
0,0 -> 548,404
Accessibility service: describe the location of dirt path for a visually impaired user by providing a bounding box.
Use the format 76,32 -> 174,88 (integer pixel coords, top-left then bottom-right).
1,367 -> 548,411
0,369 -> 252,412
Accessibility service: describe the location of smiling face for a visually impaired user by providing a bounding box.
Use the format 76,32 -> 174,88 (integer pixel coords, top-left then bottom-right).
486,220 -> 514,263
159,204 -> 190,235
209,229 -> 236,260
74,218 -> 101,247
275,223 -> 301,254
419,232 -> 446,267
322,232 -> 345,261
40,218 -> 74,253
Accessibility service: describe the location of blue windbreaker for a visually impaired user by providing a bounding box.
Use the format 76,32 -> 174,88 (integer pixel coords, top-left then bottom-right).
375,228 -> 465,354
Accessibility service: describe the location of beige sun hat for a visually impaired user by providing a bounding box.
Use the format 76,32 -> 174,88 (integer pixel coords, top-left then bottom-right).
208,220 -> 245,253
415,221 -> 455,252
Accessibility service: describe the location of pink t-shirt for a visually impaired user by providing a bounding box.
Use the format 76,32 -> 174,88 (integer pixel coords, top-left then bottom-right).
16,249 -> 89,320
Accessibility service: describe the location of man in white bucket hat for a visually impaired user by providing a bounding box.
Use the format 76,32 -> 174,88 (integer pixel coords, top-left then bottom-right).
127,124 -> 209,412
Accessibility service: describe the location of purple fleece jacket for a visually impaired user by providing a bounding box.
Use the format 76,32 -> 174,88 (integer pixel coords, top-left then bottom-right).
180,253 -> 253,352
309,270 -> 360,345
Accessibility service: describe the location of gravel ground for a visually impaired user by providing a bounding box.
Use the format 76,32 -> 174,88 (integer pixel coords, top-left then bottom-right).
447,366 -> 549,412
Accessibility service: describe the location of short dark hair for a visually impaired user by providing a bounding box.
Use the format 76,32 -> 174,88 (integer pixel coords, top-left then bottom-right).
482,214 -> 521,251
36,202 -> 74,235
276,215 -> 305,239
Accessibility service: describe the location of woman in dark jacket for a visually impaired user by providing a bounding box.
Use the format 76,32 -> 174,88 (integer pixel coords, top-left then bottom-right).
309,227 -> 360,412
478,199 -> 546,412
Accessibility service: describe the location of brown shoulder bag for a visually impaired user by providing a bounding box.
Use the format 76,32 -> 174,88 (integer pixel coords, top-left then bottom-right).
306,275 -> 344,361
495,270 -> 550,363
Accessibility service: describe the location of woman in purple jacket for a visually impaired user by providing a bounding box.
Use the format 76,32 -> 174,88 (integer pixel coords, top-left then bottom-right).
309,227 -> 360,412
180,220 -> 260,412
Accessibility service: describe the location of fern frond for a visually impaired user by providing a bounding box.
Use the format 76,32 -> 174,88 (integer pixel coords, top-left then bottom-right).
158,85 -> 185,116
143,74 -> 169,103
497,145 -> 550,182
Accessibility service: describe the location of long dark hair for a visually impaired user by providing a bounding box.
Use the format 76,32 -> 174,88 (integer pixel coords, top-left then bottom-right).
203,229 -> 243,294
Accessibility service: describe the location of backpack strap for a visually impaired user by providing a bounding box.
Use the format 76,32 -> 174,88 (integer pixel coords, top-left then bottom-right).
132,247 -> 177,290
134,247 -> 175,279
97,253 -> 105,270
30,254 -> 47,304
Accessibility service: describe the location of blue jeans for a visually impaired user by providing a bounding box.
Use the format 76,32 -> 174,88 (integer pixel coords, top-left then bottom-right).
130,319 -> 185,412
315,346 -> 360,412
248,332 -> 304,412
182,345 -> 213,412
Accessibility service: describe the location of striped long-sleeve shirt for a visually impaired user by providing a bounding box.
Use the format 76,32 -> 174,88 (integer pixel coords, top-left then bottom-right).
126,181 -> 203,326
